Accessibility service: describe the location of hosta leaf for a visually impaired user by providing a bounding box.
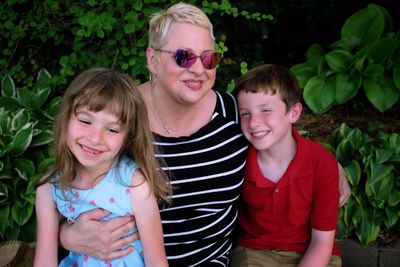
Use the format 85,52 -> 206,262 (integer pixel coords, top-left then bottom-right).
394,67 -> 400,90
0,206 -> 10,235
326,50 -> 353,72
8,124 -> 33,156
36,68 -> 52,90
367,38 -> 398,64
303,76 -> 335,114
31,129 -> 54,146
388,189 -> 400,207
33,87 -> 51,109
363,77 -> 400,112
306,44 -> 326,67
384,207 -> 400,228
12,201 -> 33,226
1,75 -> 16,98
344,160 -> 362,186
14,158 -> 35,182
341,4 -> 385,49
353,205 -> 380,246
0,182 -> 8,204
11,109 -> 30,132
334,73 -> 359,104
375,149 -> 393,164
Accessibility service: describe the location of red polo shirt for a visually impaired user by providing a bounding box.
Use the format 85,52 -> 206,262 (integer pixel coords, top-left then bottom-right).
237,128 -> 340,255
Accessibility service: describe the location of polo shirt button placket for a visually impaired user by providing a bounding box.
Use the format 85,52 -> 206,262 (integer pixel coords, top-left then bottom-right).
274,188 -> 279,193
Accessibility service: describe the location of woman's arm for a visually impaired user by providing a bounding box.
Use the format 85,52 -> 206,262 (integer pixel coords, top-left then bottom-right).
338,163 -> 351,207
298,229 -> 335,267
59,208 -> 137,260
131,170 -> 168,267
34,183 -> 59,267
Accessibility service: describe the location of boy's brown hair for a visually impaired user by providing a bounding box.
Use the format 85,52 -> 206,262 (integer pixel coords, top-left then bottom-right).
233,64 -> 302,112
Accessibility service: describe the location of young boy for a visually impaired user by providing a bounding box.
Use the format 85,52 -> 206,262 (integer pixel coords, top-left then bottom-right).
232,64 -> 342,267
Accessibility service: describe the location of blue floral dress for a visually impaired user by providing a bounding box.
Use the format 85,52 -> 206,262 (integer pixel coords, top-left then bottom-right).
52,156 -> 144,267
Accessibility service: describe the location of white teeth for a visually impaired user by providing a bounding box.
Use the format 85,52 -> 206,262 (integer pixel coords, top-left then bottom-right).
252,131 -> 267,137
81,145 -> 100,154
186,81 -> 201,86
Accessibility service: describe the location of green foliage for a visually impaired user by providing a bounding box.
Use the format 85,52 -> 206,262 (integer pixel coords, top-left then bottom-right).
0,70 -> 57,242
0,0 -> 273,92
327,123 -> 400,246
291,4 -> 400,114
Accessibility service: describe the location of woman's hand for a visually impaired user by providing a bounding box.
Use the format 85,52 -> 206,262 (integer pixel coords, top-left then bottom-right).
338,163 -> 351,207
59,208 -> 138,260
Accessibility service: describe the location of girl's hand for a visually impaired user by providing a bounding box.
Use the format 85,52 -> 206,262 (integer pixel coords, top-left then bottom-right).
59,208 -> 138,260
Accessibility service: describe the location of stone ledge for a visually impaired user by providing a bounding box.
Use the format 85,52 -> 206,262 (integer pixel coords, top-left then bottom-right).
337,239 -> 400,267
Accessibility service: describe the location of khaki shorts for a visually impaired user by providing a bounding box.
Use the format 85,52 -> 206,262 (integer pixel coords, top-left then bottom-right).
231,246 -> 342,267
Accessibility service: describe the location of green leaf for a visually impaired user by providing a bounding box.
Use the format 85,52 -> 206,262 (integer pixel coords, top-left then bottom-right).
11,109 -> 30,132
394,67 -> 400,90
31,129 -> 54,146
375,149 -> 393,164
12,201 -> 33,226
334,73 -> 359,104
36,68 -> 52,89
17,88 -> 34,109
303,76 -> 335,114
306,44 -> 326,67
0,97 -> 22,111
388,133 -> 400,154
367,38 -> 399,65
33,87 -> 51,109
341,4 -> 385,49
0,206 -> 10,235
353,205 -> 380,246
326,50 -> 353,72
8,123 -> 33,156
0,182 -> 8,204
363,64 -> 385,79
14,158 -> 35,182
44,96 -> 61,120
384,207 -> 400,228
388,190 -> 400,207
291,64 -> 316,88
363,76 -> 400,112
344,160 -> 362,187
1,75 -> 16,98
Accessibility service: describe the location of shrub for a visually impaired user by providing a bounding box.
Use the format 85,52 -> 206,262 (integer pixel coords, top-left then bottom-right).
291,4 -> 400,114
0,70 -> 58,242
325,123 -> 400,246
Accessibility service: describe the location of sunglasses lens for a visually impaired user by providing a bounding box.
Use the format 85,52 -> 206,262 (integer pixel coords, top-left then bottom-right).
175,49 -> 196,68
202,52 -> 221,69
174,49 -> 221,69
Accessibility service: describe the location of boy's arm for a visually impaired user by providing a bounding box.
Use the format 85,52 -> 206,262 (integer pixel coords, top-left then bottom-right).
33,183 -> 59,267
131,169 -> 168,267
298,228 -> 336,267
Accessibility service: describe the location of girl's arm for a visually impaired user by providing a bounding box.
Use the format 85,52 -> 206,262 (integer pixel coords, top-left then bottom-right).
33,183 -> 59,267
298,228 -> 335,267
131,169 -> 168,267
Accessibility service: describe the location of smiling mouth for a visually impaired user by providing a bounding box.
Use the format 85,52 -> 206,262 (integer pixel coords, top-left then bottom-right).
252,131 -> 269,137
81,144 -> 101,155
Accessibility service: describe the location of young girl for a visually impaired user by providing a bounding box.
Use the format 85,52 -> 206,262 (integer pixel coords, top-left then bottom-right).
33,68 -> 170,267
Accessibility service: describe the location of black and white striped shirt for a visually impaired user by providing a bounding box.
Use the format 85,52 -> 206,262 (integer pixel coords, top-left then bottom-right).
155,91 -> 248,266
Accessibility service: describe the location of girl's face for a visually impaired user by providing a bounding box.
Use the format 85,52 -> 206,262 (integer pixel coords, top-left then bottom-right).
67,106 -> 126,174
148,22 -> 217,105
238,91 -> 302,152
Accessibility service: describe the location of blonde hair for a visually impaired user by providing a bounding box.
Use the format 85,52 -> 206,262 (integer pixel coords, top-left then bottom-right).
42,68 -> 170,203
148,2 -> 215,49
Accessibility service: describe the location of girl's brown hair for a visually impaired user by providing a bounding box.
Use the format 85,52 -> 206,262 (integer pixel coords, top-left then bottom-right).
42,68 -> 170,203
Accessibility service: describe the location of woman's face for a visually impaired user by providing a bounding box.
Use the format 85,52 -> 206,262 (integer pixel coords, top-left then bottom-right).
149,22 -> 217,105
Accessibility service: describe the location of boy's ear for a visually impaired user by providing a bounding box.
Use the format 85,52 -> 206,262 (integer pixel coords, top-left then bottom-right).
290,102 -> 303,123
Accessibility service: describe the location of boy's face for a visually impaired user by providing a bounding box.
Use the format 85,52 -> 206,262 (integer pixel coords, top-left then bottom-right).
237,91 -> 302,151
